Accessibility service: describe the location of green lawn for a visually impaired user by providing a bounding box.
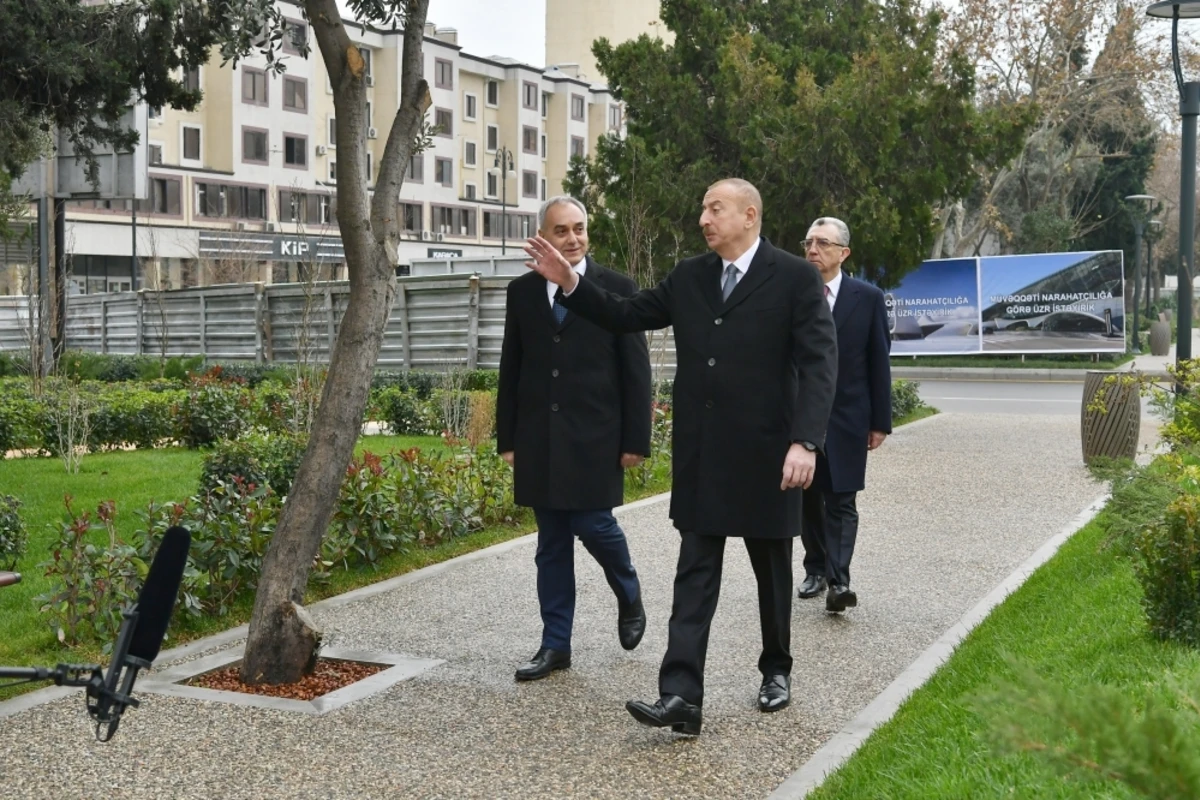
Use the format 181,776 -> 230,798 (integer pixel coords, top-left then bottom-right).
893,354 -> 1134,370
807,502 -> 1197,799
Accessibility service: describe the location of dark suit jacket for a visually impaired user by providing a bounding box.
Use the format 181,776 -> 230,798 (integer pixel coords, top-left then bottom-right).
497,257 -> 652,510
815,274 -> 893,494
558,238 -> 837,538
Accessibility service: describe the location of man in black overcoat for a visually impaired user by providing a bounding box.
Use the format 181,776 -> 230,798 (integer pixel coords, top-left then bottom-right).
796,216 -> 893,613
497,196 -> 653,682
523,179 -> 837,735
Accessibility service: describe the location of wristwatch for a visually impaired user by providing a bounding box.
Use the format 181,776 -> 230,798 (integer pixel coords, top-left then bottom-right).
795,440 -> 817,452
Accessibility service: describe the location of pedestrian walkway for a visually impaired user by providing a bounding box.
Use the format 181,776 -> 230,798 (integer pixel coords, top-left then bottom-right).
0,412 -> 1158,799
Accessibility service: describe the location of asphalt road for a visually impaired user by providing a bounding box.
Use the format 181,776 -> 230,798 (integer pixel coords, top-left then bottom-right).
916,379 -> 1094,416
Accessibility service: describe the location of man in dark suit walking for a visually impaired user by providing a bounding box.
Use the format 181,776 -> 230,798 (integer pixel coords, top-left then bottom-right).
795,216 -> 892,613
523,179 -> 837,735
498,196 -> 653,683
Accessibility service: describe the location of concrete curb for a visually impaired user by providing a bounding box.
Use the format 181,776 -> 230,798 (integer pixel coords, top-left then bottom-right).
767,492 -> 1111,800
891,366 -> 1170,382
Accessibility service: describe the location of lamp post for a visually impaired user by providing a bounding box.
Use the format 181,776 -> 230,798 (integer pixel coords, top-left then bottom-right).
1125,193 -> 1157,353
1148,218 -> 1164,317
494,145 -> 515,254
1146,1 -> 1200,370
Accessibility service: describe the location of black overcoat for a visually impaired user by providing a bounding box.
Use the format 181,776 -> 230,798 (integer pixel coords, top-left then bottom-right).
558,238 -> 837,538
815,275 -> 893,494
496,258 -> 652,510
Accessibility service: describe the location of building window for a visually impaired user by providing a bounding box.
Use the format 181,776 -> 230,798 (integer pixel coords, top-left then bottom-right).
540,134 -> 546,159
402,202 -> 422,232
486,80 -> 499,107
435,157 -> 452,187
435,58 -> 453,90
541,92 -> 549,118
433,205 -> 476,236
522,125 -> 538,154
283,19 -> 306,54
571,94 -> 585,121
242,128 -> 268,163
609,104 -> 622,130
464,93 -> 477,120
464,140 -> 477,167
148,144 -> 163,165
570,136 -> 585,159
329,161 -> 337,181
465,183 -> 477,200
242,68 -> 268,105
328,117 -> 336,147
523,81 -> 538,110
366,101 -> 373,126
183,67 -> 200,93
320,195 -> 335,224
522,170 -> 537,198
486,125 -> 498,152
283,76 -> 307,112
148,106 -> 162,120
182,126 -> 201,162
284,134 -> 307,168
195,182 -> 267,220
408,153 -> 424,183
483,211 -> 533,239
540,177 -> 546,201
358,47 -> 373,79
136,177 -> 181,215
279,190 -> 308,223
486,171 -> 498,198
435,108 -> 452,138
366,152 -> 373,182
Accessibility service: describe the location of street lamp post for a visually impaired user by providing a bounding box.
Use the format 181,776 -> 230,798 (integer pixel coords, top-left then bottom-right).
1146,1 -> 1200,370
1148,219 -> 1164,318
1125,193 -> 1157,353
494,146 -> 515,254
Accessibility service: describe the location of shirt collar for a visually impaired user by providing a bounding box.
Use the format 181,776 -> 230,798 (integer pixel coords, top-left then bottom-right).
826,269 -> 844,299
722,236 -> 762,276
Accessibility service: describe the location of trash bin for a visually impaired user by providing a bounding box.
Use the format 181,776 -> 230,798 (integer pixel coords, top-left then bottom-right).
1150,321 -> 1171,356
1080,370 -> 1139,464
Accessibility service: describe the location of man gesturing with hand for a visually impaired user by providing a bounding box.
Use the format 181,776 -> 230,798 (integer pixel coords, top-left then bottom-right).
524,179 -> 836,735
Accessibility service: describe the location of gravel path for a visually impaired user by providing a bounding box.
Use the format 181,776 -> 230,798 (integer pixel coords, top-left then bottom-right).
0,412 -> 1129,799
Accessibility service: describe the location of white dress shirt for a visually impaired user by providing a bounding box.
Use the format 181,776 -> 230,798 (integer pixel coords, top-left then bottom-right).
720,236 -> 763,291
824,269 -> 843,312
550,258 -> 587,306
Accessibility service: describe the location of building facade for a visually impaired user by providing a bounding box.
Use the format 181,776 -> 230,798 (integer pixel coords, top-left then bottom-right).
545,0 -> 670,85
1,0 -> 627,296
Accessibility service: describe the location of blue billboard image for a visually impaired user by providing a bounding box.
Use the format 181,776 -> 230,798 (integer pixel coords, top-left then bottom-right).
884,258 -> 980,354
979,251 -> 1125,352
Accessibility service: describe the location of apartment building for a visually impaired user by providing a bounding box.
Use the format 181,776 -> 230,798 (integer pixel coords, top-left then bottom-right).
8,0 -> 625,296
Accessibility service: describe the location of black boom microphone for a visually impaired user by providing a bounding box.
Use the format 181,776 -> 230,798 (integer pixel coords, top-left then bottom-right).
87,525 -> 191,741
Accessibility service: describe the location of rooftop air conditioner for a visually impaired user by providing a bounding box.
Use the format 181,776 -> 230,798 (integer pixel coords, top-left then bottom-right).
434,232 -> 445,242
265,222 -> 276,232
420,230 -> 431,241
235,221 -> 247,231
315,144 -> 327,156
366,75 -> 375,87
367,127 -> 378,139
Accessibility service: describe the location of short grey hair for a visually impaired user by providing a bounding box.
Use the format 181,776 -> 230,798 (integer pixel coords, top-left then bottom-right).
810,216 -> 850,247
538,195 -> 589,232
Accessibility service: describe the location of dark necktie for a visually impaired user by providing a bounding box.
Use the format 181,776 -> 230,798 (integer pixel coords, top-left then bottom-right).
553,298 -> 568,325
722,263 -> 738,301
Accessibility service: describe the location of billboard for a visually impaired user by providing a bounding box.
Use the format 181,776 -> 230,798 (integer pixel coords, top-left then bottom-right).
885,250 -> 1124,356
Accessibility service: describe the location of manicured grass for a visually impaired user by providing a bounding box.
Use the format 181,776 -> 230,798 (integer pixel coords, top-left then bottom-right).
892,354 -> 1134,370
806,504 -> 1199,799
894,406 -> 937,426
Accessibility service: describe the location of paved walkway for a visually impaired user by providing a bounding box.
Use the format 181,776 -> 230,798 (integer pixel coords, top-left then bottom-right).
0,410 -> 1160,799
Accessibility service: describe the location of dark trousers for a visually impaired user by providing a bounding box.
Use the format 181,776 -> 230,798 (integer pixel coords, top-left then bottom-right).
533,508 -> 640,652
800,488 -> 860,587
658,532 -> 794,706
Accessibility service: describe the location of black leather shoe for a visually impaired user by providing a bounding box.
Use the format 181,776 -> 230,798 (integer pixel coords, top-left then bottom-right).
758,674 -> 790,712
514,647 -> 571,681
625,695 -> 703,735
798,574 -> 828,599
826,584 -> 858,613
618,594 -> 647,651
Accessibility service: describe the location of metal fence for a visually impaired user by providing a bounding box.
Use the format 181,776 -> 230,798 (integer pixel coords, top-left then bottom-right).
0,255 -> 678,376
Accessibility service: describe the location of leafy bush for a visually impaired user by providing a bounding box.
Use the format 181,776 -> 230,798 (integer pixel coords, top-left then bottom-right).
627,402 -> 674,490
372,386 -> 431,435
173,368 -> 251,447
324,451 -> 413,570
0,351 -> 28,378
891,379 -> 926,421
36,498 -> 145,646
1134,491 -> 1200,647
135,354 -> 205,382
58,351 -> 154,383
87,385 -> 182,451
0,380 -> 48,454
200,431 -> 308,497
0,495 -> 27,569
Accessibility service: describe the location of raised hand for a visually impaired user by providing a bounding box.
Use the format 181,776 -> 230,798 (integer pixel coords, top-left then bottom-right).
524,235 -> 579,292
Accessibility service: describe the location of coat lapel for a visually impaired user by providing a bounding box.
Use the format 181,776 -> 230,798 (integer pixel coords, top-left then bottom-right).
556,257 -> 600,331
833,275 -> 862,330
722,238 -> 775,311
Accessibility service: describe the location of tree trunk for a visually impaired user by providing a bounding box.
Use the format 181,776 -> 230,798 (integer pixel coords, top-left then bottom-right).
240,0 -> 431,685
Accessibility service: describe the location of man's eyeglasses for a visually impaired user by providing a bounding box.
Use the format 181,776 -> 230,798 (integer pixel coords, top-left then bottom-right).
803,237 -> 847,251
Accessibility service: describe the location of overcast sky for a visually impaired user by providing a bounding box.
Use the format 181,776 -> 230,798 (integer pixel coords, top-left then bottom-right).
427,0 -> 547,65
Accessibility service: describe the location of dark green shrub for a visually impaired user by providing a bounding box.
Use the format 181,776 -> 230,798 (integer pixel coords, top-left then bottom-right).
58,351 -> 151,383
371,387 -> 427,434
174,369 -> 251,447
135,354 -> 205,382
1134,492 -> 1200,647
0,352 -> 28,378
891,379 -> 925,421
87,386 -> 182,451
200,431 -> 308,497
0,495 -> 27,569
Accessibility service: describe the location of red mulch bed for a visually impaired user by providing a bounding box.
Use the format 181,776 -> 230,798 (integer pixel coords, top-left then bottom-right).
187,658 -> 387,701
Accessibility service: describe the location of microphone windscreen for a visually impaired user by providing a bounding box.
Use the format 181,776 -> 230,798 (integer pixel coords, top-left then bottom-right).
127,526 -> 191,663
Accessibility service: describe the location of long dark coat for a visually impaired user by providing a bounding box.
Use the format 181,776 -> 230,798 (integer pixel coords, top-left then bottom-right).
496,258 -> 652,510
559,238 -> 837,538
814,275 -> 893,494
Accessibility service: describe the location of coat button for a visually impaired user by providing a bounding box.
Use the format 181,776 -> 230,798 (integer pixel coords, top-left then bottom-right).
707,358 -> 716,366
551,368 -> 559,377
553,335 -> 561,343
551,403 -> 560,411
714,318 -> 723,325
705,400 -> 714,408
